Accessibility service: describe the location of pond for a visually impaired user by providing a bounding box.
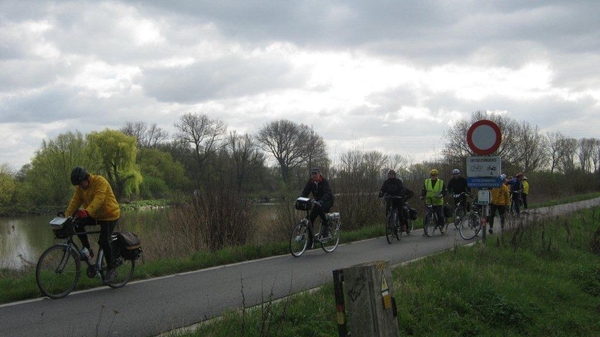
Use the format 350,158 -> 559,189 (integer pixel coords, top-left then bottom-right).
0,208 -> 169,271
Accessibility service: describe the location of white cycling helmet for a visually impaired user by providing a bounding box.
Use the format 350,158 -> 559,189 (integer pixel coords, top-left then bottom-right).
500,174 -> 507,180
452,169 -> 460,174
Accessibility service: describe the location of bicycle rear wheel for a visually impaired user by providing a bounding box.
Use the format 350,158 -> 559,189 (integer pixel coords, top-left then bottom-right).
459,212 -> 481,240
99,248 -> 135,288
423,212 -> 436,237
36,244 -> 81,299
321,217 -> 341,253
290,220 -> 310,257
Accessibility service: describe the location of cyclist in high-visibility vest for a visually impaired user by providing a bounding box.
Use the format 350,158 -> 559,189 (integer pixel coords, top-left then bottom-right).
420,169 -> 448,231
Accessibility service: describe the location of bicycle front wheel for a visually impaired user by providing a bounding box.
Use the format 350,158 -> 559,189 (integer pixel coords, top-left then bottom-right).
99,249 -> 135,288
454,207 -> 464,229
459,212 -> 481,240
36,244 -> 81,299
321,217 -> 341,253
385,212 -> 395,244
290,220 -> 310,257
424,212 -> 436,237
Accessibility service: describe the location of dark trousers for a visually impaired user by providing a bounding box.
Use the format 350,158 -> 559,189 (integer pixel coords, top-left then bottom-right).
75,217 -> 118,268
489,204 -> 506,229
309,200 -> 333,230
385,198 -> 406,224
432,205 -> 445,227
521,193 -> 528,209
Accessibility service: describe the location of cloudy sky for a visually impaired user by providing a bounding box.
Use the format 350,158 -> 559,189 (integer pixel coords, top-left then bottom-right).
1,0 -> 599,171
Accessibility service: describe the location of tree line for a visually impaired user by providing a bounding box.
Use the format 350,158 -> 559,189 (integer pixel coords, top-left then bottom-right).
0,111 -> 598,216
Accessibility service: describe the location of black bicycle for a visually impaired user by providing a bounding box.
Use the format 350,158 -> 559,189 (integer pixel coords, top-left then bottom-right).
289,197 -> 341,257
452,192 -> 470,229
423,196 -> 448,237
382,195 -> 403,243
36,216 -> 135,299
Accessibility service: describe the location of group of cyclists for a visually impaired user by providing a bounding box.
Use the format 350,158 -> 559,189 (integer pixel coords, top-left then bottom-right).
300,166 -> 530,240
63,164 -> 528,272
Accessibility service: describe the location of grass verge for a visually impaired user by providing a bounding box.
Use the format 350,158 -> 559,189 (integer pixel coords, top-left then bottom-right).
166,208 -> 600,336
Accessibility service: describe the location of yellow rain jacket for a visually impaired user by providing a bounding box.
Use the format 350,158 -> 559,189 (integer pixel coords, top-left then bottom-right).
491,184 -> 510,206
66,174 -> 120,220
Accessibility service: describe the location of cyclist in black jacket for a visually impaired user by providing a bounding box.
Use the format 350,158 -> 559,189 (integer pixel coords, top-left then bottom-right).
301,168 -> 334,237
447,168 -> 471,211
378,169 -> 408,231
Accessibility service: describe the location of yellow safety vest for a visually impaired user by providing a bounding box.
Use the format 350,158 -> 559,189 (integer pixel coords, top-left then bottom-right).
425,178 -> 444,206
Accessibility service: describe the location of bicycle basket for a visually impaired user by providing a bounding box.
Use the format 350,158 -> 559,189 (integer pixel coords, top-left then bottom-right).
295,197 -> 312,211
50,217 -> 75,239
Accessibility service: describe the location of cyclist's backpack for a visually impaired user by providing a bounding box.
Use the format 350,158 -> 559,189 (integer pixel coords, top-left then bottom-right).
116,231 -> 142,260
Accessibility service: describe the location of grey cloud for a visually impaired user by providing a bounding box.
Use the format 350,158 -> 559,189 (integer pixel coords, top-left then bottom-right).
141,56 -> 305,103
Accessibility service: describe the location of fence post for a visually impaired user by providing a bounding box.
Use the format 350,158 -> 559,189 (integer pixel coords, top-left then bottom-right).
342,260 -> 400,337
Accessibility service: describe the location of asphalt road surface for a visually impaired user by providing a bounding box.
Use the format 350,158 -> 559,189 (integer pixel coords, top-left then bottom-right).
1,198 -> 599,337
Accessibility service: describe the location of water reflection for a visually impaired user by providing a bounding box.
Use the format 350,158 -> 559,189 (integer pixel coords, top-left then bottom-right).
0,208 -> 170,271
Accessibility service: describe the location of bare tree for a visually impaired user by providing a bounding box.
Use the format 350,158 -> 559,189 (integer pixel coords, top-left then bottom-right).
256,119 -> 312,184
305,128 -> 330,175
591,139 -> 600,173
557,137 -> 578,173
121,121 -> 169,149
513,122 -> 548,172
578,138 -> 597,173
174,112 -> 227,179
227,131 -> 266,192
546,132 -> 565,173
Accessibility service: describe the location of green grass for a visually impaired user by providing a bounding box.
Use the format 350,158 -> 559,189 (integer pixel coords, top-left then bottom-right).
167,208 -> 600,337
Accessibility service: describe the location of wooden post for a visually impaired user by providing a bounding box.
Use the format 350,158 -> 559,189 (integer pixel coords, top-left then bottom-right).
342,260 -> 399,337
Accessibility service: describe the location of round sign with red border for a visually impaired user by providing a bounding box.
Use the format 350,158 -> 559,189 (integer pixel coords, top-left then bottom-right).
466,120 -> 502,155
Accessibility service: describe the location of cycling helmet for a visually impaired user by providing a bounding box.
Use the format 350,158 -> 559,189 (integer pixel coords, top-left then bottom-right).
430,169 -> 439,176
70,167 -> 89,186
516,172 -> 524,178
500,174 -> 507,180
452,169 -> 460,174
388,169 -> 396,176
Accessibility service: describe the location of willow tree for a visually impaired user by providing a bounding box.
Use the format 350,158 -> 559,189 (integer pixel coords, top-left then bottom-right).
86,129 -> 142,199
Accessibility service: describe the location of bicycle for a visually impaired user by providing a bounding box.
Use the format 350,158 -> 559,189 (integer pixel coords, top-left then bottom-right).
423,196 -> 448,237
36,216 -> 135,299
452,192 -> 470,229
507,190 -> 522,218
401,202 -> 416,235
381,195 -> 403,244
458,194 -> 483,240
289,197 -> 341,257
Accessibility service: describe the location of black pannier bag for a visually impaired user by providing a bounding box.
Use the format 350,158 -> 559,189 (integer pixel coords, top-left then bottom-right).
295,197 -> 312,211
116,231 -> 142,260
408,207 -> 418,220
443,204 -> 453,218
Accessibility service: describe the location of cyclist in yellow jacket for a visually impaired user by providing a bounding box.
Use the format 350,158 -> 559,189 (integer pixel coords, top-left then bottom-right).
521,176 -> 529,212
420,169 -> 447,232
488,174 -> 510,234
64,167 -> 120,283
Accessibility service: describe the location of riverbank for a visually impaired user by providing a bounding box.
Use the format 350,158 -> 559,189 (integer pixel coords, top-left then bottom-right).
0,199 -> 173,217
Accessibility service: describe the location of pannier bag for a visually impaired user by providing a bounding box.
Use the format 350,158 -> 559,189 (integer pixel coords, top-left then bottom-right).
408,207 -> 418,220
295,197 -> 312,211
116,231 -> 142,260
49,217 -> 75,239
443,204 -> 453,218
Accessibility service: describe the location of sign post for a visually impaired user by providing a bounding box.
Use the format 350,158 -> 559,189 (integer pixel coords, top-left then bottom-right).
466,120 -> 502,241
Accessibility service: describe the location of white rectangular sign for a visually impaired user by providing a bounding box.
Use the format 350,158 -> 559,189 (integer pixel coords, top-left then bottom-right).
466,156 -> 501,177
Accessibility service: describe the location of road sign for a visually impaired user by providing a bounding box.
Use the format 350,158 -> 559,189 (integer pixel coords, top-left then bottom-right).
466,156 -> 501,177
467,120 -> 502,155
467,177 -> 503,188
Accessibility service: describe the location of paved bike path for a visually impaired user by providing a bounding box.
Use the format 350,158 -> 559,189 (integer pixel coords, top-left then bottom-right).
1,198 -> 599,337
